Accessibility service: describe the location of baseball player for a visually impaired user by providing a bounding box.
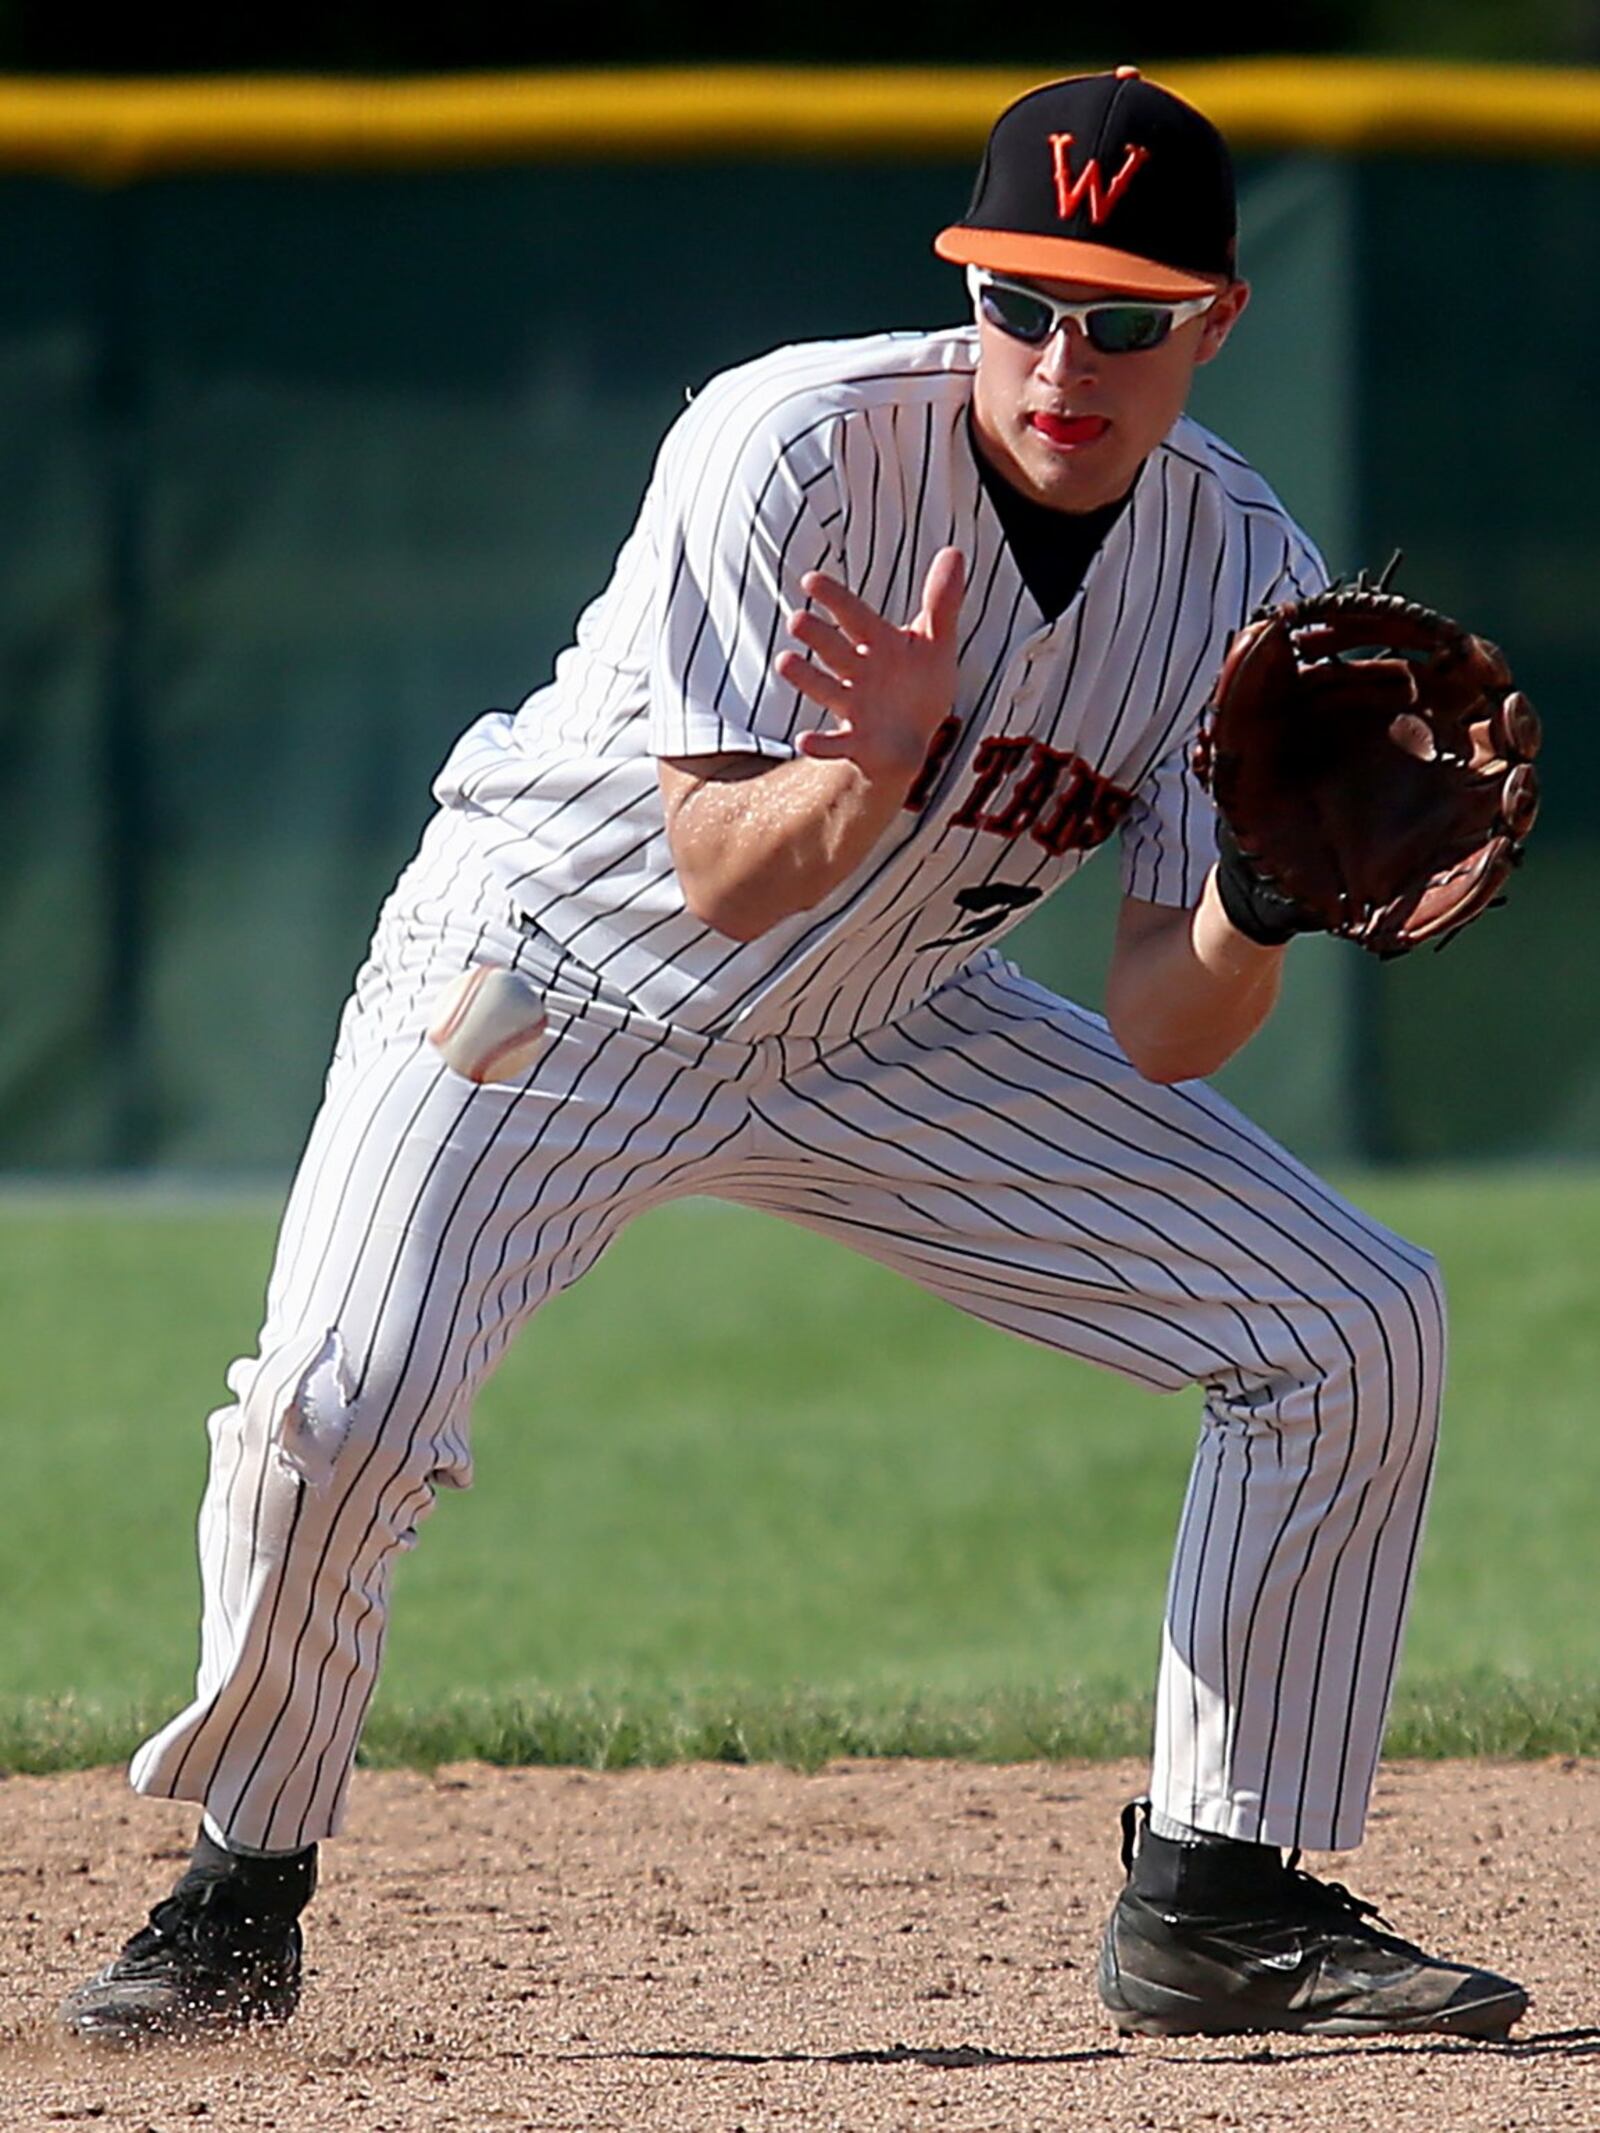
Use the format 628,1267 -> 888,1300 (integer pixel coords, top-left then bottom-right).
60,69 -> 1526,2045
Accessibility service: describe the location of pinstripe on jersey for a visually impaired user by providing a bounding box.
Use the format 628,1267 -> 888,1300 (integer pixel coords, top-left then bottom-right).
435,326 -> 1324,1047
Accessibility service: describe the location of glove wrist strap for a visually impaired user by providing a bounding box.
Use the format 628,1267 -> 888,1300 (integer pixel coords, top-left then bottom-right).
1213,823 -> 1321,948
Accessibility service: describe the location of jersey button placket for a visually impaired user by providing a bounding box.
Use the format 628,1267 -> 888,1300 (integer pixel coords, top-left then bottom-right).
1004,652 -> 1043,730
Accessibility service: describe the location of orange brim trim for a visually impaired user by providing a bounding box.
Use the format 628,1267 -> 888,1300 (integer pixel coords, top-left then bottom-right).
934,225 -> 1220,298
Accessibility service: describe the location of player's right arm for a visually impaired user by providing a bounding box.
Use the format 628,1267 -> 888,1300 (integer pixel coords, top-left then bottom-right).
659,548 -> 965,941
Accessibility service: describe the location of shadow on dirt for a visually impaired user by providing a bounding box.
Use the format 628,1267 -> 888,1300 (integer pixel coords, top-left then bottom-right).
575,2042 -> 1124,2068
557,2026 -> 1600,2072
1160,2026 -> 1600,2065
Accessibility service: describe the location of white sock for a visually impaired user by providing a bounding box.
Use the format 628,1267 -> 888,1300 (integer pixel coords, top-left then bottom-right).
1149,1808 -> 1205,1842
201,1811 -> 304,1860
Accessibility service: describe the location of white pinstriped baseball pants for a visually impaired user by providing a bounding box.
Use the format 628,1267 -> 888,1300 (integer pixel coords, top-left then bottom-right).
131,814 -> 1444,1858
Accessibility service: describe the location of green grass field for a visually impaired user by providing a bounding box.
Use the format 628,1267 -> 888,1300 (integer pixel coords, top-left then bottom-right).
1,1169 -> 1596,1772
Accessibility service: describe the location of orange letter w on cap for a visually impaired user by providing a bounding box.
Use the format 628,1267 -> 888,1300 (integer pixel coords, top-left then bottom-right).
1048,135 -> 1151,225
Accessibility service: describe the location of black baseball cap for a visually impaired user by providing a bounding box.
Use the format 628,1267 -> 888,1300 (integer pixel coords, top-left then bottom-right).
935,67 -> 1237,298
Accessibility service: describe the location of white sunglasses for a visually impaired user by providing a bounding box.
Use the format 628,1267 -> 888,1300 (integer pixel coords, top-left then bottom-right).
967,267 -> 1216,355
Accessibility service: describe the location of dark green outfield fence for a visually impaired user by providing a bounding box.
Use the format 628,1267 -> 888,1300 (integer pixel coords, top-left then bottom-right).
1,66 -> 1597,1173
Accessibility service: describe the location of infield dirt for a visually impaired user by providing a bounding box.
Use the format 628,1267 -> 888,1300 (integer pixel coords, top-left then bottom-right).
3,1758 -> 1595,2131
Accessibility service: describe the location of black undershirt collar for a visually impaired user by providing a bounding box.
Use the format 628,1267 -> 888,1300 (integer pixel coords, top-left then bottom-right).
970,420 -> 1133,623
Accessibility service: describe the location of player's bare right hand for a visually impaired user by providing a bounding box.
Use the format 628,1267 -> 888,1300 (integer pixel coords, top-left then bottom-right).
778,547 -> 966,786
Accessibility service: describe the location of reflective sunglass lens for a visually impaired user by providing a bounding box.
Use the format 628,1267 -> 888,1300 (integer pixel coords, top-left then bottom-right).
979,285 -> 1055,344
978,279 -> 1180,356
1086,307 -> 1173,354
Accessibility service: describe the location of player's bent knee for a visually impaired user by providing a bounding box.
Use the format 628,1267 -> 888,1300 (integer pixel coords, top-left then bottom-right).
1375,1238 -> 1446,1363
1332,1239 -> 1446,1456
269,1329 -> 358,1492
223,1328 -> 473,1509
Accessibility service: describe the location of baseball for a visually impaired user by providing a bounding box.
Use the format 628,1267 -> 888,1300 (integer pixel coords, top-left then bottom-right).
427,965 -> 548,1084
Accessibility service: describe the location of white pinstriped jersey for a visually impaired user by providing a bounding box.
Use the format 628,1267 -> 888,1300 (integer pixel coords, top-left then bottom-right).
435,326 -> 1326,1043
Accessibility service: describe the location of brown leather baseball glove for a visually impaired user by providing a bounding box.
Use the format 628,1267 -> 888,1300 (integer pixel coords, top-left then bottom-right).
1194,570 -> 1542,957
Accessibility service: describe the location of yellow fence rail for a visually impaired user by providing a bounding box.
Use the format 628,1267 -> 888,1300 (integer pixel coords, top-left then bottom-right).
1,58 -> 1598,181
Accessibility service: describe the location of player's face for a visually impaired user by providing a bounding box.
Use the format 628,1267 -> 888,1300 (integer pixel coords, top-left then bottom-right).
970,271 -> 1250,514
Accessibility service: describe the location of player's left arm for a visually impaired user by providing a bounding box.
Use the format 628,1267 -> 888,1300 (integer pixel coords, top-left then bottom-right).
1104,882 -> 1286,1085
1108,734 -> 1284,1082
1106,520 -> 1330,1083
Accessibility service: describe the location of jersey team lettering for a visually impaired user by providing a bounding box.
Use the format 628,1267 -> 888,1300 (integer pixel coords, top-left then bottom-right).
910,722 -> 1134,851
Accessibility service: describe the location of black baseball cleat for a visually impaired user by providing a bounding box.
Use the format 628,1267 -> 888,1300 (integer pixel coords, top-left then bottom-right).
59,1833 -> 315,2048
1097,1800 -> 1528,2040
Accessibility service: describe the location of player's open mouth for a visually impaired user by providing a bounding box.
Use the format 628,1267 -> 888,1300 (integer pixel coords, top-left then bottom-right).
1029,412 -> 1110,448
